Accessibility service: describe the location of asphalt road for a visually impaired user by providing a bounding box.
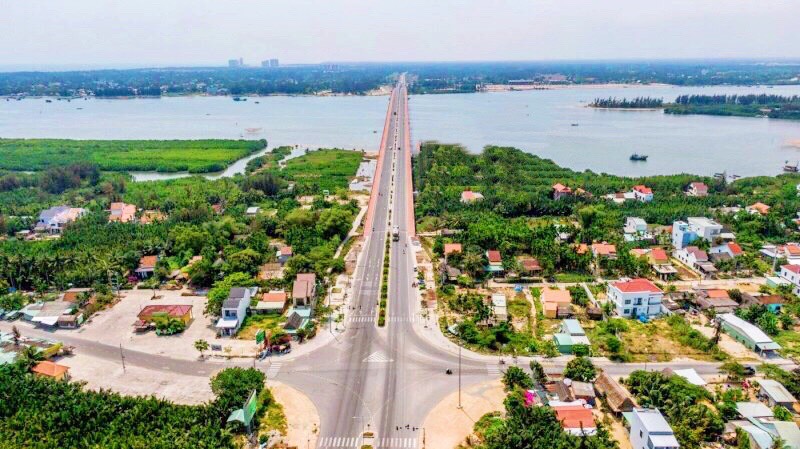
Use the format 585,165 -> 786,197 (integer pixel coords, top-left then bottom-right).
0,77 -> 734,449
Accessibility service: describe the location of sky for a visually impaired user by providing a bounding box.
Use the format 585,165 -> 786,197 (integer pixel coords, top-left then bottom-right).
2,0 -> 799,69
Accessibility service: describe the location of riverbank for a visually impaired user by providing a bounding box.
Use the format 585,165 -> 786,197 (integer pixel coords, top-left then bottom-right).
481,82 -> 673,92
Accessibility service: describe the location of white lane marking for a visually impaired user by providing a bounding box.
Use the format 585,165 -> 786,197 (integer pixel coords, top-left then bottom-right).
266,362 -> 283,379
363,351 -> 393,363
486,364 -> 502,375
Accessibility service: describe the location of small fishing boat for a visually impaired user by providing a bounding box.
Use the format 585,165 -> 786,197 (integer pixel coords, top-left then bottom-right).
629,154 -> 648,161
784,161 -> 799,172
245,127 -> 262,133
571,123 -> 579,127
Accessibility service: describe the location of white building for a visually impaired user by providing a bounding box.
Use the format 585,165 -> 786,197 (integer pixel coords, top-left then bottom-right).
624,217 -> 653,242
632,185 -> 654,202
628,408 -> 679,449
491,293 -> 508,323
216,287 -> 258,337
762,244 -> 800,266
245,206 -> 261,216
35,205 -> 87,234
607,278 -> 664,318
671,217 -> 722,249
780,265 -> 800,295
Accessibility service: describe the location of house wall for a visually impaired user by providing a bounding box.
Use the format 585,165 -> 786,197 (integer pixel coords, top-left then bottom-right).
721,322 -> 757,350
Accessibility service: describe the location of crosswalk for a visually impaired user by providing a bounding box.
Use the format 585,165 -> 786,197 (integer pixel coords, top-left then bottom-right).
266,362 -> 282,379
486,364 -> 502,376
375,437 -> 418,448
347,315 -> 421,324
317,437 -> 418,449
349,315 -> 376,323
363,351 -> 393,363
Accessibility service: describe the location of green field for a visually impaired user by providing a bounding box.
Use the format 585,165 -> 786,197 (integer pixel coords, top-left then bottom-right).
0,138 -> 266,173
281,149 -> 362,194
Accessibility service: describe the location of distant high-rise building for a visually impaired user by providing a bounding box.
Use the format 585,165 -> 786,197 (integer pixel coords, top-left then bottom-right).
228,58 -> 243,68
261,59 -> 279,68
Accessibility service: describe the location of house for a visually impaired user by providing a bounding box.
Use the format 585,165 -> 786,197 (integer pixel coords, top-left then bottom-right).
292,273 -> 317,308
675,246 -> 717,276
555,378 -> 596,405
649,248 -> 677,281
605,191 -> 637,204
137,304 -> 193,325
518,257 -> 542,276
439,263 -> 462,284
671,217 -> 722,249
663,367 -> 707,386
736,402 -> 775,419
624,217 -> 653,242
491,293 -> 508,323
485,250 -> 504,275
779,265 -> 800,295
694,289 -> 738,313
594,372 -> 636,414
762,243 -> 800,265
135,255 -> 158,279
254,291 -> 288,314
718,313 -> 781,356
747,202 -> 771,216
460,190 -> 484,203
742,292 -> 786,313
632,185 -> 654,202
627,408 -> 680,449
31,361 -> 70,381
284,307 -> 312,335
108,202 -> 137,223
30,300 -> 79,328
607,278 -> 663,318
443,243 -> 462,257
211,203 -> 225,215
35,205 -> 87,234
277,246 -> 293,265
553,183 -> 573,200
733,420 -> 800,449
686,182 -> 709,197
215,287 -> 258,337
759,379 -> 797,408
710,242 -> 744,261
553,319 -> 590,354
591,242 -> 617,259
552,405 -> 597,436
542,288 -> 572,319
245,206 -> 261,216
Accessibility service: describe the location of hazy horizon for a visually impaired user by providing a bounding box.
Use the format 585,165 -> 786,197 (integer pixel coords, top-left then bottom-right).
3,0 -> 800,69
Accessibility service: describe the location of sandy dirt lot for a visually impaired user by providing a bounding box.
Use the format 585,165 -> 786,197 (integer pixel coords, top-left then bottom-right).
271,381 -> 320,448
75,289 -> 258,359
421,380 -> 505,449
64,352 -> 215,405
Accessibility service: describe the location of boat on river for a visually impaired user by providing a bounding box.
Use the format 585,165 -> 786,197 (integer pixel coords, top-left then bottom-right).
784,161 -> 799,172
629,154 -> 648,161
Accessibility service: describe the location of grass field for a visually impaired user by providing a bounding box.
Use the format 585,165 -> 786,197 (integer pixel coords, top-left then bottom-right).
281,149 -> 362,194
0,138 -> 266,173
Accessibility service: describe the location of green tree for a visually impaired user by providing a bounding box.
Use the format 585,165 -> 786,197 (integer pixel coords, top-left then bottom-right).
529,361 -> 546,385
210,367 -> 266,421
563,356 -> 596,382
773,405 -> 793,421
206,272 -> 257,316
16,346 -> 44,371
194,339 -> 210,359
502,366 -> 534,391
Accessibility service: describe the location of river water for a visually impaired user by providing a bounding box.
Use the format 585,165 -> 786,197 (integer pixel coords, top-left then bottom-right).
2,85 -> 800,179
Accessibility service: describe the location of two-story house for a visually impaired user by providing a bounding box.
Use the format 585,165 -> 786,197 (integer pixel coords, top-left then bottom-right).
624,217 -> 653,242
215,286 -> 258,337
35,205 -> 87,234
607,278 -> 663,318
671,217 -> 722,249
628,408 -> 680,449
292,273 -> 317,308
780,265 -> 800,296
632,185 -> 654,202
685,182 -> 709,197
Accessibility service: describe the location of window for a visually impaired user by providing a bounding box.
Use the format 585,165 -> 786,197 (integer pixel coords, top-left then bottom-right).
625,299 -> 631,305
624,309 -> 630,314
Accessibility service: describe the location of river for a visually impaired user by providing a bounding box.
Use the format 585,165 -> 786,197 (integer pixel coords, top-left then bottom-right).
2,85 -> 800,179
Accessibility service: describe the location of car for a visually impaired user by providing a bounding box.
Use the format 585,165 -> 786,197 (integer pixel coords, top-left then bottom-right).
742,365 -> 757,376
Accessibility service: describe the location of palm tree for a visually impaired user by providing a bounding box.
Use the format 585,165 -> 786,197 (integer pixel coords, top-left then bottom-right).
11,325 -> 20,346
194,339 -> 209,360
17,346 -> 44,371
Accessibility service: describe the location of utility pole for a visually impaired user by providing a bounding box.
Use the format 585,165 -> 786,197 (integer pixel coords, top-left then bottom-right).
457,342 -> 462,409
119,343 -> 126,372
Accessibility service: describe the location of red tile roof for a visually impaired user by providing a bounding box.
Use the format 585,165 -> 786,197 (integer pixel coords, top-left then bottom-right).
553,183 -> 572,193
138,255 -> 158,269
280,246 -> 293,256
443,243 -> 463,255
31,361 -> 69,378
138,304 -> 193,319
553,405 -> 596,430
727,242 -> 743,256
592,242 -> 617,256
261,291 -> 287,303
650,248 -> 669,263
705,289 -> 730,299
613,278 -> 662,294
633,185 -> 653,194
748,202 -> 771,215
783,264 -> 800,274
487,250 -> 502,263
